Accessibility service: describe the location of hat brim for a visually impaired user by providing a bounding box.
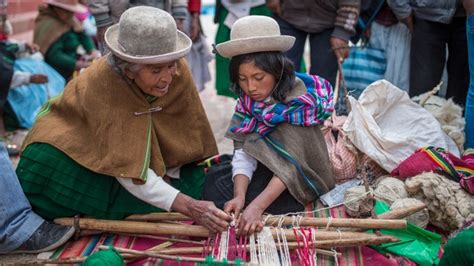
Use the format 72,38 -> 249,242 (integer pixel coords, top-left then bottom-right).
104,24 -> 192,64
216,35 -> 295,58
44,0 -> 87,13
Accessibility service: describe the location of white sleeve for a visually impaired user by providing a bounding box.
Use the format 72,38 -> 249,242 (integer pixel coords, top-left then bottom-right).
116,169 -> 180,211
166,166 -> 181,179
231,149 -> 258,181
10,71 -> 31,89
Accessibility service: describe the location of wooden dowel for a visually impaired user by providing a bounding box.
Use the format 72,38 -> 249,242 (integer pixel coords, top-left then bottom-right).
119,233 -> 205,245
376,202 -> 426,220
264,216 -> 406,229
54,217 -> 390,241
126,213 -> 407,229
352,202 -> 427,232
151,243 -> 340,256
38,257 -> 87,264
123,241 -> 173,260
54,218 -> 209,237
99,245 -> 244,265
126,212 -> 189,221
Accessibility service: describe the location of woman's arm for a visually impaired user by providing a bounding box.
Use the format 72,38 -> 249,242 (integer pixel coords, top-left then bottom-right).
116,169 -> 180,211
117,168 -> 231,232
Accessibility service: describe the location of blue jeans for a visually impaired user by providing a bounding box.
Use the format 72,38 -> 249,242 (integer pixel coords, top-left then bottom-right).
466,14 -> 474,149
0,143 -> 43,253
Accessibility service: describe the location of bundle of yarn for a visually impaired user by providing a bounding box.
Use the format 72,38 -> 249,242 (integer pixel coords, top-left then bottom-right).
390,198 -> 429,228
405,172 -> 474,231
414,89 -> 465,152
343,185 -> 374,217
374,176 -> 408,205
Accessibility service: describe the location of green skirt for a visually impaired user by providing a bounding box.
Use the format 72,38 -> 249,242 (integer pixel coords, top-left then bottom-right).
214,5 -> 272,98
16,143 -> 206,220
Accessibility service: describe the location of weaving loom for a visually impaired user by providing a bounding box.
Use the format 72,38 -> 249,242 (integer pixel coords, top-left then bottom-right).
38,199 -> 425,265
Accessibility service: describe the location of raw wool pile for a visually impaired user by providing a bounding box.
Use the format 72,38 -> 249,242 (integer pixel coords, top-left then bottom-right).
413,88 -> 465,152
343,186 -> 374,217
374,176 -> 408,205
391,198 -> 429,228
405,172 -> 474,231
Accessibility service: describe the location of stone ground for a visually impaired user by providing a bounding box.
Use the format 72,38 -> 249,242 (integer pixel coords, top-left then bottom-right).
0,9 -> 235,265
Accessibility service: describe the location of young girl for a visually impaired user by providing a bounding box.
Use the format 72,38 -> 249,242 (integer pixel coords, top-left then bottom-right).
204,15 -> 335,235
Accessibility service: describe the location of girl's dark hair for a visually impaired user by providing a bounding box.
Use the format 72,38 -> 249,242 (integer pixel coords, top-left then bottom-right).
229,51 -> 295,102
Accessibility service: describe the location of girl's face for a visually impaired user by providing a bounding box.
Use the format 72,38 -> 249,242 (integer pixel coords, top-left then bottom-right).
238,61 -> 276,101
126,61 -> 178,97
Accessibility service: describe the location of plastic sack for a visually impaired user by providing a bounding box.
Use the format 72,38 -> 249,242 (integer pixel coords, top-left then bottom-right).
342,46 -> 386,99
342,80 -> 459,173
7,57 -> 65,128
370,201 -> 442,266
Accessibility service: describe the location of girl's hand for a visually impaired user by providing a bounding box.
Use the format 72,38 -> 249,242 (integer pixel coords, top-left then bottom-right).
237,204 -> 264,236
224,196 -> 245,219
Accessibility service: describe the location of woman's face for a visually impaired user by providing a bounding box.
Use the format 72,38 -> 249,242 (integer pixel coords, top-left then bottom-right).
126,61 -> 178,97
238,61 -> 276,101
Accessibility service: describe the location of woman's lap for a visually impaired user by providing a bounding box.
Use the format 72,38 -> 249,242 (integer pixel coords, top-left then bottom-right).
16,143 -> 205,220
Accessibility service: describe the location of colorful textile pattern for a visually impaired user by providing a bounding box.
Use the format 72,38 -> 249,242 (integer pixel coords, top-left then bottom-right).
391,146 -> 474,187
231,72 -> 334,137
45,207 -> 359,266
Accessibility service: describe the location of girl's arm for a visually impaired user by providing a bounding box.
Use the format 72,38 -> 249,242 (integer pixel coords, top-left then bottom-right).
238,176 -> 286,235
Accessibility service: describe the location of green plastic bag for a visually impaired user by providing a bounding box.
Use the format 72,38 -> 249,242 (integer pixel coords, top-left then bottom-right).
369,201 -> 442,265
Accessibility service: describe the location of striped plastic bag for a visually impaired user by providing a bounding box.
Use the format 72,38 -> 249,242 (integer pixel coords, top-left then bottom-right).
342,46 -> 386,99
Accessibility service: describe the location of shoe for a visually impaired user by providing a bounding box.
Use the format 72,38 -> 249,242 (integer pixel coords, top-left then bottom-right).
9,221 -> 75,254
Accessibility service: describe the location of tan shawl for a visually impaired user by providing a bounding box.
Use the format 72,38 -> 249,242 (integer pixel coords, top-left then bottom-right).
33,6 -> 83,55
226,78 -> 335,205
23,57 -> 218,181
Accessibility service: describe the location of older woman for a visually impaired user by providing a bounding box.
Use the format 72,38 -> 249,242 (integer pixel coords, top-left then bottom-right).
17,6 -> 230,232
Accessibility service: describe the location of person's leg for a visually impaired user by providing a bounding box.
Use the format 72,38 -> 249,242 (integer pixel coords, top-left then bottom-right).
0,142 -> 43,253
409,18 -> 448,98
465,14 -> 474,149
273,15 -> 307,72
308,29 -> 338,86
446,17 -> 469,106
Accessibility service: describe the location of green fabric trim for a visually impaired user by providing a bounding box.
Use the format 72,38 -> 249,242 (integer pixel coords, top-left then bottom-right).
17,143 -> 206,220
139,123 -> 152,181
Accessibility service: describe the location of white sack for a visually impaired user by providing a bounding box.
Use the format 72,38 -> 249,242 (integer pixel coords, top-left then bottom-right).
342,80 -> 459,172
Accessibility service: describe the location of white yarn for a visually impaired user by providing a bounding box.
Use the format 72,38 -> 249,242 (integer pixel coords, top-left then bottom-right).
374,176 -> 408,205
216,228 -> 229,261
249,234 -> 258,264
391,198 -> 430,228
256,227 -> 280,266
343,185 -> 374,217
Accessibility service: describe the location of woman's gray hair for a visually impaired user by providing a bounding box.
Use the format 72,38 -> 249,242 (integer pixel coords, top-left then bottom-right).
108,54 -> 143,76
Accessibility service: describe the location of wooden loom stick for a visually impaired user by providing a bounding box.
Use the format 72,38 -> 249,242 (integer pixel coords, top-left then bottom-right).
376,202 -> 426,220
122,241 -> 173,260
150,237 -> 395,255
125,213 -> 407,229
140,243 -> 341,256
54,217 -> 398,242
98,245 -> 244,265
264,216 -> 406,229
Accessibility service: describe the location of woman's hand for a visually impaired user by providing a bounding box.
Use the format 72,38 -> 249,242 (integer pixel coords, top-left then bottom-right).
330,37 -> 349,62
237,204 -> 264,236
224,196 -> 245,219
172,193 -> 231,233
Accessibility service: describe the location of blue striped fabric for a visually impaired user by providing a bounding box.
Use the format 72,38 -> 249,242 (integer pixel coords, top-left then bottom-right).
342,47 -> 386,99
